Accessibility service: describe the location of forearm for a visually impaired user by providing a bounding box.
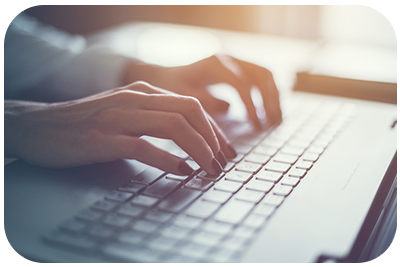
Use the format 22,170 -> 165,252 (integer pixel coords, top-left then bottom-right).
4,100 -> 49,158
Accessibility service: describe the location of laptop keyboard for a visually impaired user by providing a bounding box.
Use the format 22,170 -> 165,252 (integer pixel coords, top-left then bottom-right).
42,100 -> 356,262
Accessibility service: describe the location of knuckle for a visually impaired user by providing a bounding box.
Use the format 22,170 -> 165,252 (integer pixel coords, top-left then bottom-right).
166,113 -> 186,130
113,90 -> 133,101
182,96 -> 203,114
130,81 -> 151,89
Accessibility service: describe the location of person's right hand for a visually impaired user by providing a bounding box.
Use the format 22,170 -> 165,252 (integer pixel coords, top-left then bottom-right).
4,82 -> 237,175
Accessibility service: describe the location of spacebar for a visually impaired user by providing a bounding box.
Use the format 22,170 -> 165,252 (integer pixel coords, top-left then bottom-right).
158,187 -> 202,213
214,199 -> 254,224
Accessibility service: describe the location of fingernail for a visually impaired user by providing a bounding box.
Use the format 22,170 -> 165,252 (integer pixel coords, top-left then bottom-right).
216,150 -> 228,167
211,157 -> 223,175
178,161 -> 193,176
226,143 -> 237,159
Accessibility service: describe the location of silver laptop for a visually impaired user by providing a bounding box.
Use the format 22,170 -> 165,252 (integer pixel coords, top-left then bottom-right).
4,82 -> 397,262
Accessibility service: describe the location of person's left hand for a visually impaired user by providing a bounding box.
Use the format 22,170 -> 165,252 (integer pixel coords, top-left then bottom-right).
124,55 -> 282,129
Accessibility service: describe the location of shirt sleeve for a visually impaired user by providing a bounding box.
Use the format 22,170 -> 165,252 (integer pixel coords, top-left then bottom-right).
4,13 -> 132,101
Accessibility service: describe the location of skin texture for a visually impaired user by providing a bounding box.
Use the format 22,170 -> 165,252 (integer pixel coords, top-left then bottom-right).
5,55 -> 281,175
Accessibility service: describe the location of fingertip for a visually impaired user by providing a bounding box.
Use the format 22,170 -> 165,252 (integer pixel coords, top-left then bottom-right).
216,150 -> 228,167
225,143 -> 238,159
178,160 -> 194,176
211,157 -> 223,175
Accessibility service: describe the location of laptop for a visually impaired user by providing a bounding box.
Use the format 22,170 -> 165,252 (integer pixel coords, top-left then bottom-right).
4,86 -> 397,263
3,23 -> 397,263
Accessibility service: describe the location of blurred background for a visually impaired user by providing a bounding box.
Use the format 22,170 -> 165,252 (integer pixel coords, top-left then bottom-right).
24,5 -> 396,48
22,5 -> 396,105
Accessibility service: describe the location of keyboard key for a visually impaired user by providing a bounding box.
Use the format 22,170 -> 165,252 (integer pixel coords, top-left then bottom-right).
232,225 -> 256,239
87,225 -> 114,239
307,145 -> 325,155
202,220 -> 233,235
221,236 -> 248,251
272,153 -> 298,164
272,184 -> 293,196
223,161 -> 235,172
117,204 -> 145,218
229,153 -> 245,163
131,219 -> 161,233
208,248 -> 237,263
294,160 -> 313,170
103,243 -> 161,263
288,168 -> 307,178
264,161 -> 291,173
185,159 -> 201,172
145,209 -> 174,223
214,199 -> 254,224
179,243 -> 211,259
173,215 -> 203,229
131,167 -> 164,185
253,146 -> 278,156
235,161 -> 262,173
280,146 -> 305,156
235,188 -> 265,203
161,225 -> 191,239
225,170 -> 252,183
201,189 -> 232,203
119,183 -> 146,195
262,193 -> 284,206
246,179 -> 274,193
158,187 -> 202,213
165,173 -> 190,182
76,209 -> 103,222
260,137 -> 285,148
185,199 -> 220,219
130,195 -> 159,207
148,236 -> 178,251
192,231 -> 224,246
59,220 -> 87,234
214,180 -> 242,193
253,203 -> 276,217
91,200 -> 118,212
254,170 -> 282,183
286,139 -> 310,149
233,143 -> 253,154
196,170 -> 223,181
117,230 -> 146,245
302,152 -> 319,162
185,177 -> 214,191
143,177 -> 181,198
102,214 -> 131,228
244,153 -> 270,164
105,190 -> 134,202
243,213 -> 268,228
280,176 -> 300,187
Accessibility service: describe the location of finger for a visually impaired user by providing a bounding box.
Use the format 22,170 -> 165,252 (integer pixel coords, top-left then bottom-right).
113,83 -> 223,156
109,135 -> 194,176
107,108 -> 222,175
142,93 -> 222,155
189,89 -> 230,114
206,114 -> 238,159
230,57 -> 282,124
202,55 -> 261,128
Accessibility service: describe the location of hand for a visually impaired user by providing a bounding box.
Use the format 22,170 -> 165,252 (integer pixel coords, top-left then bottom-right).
125,55 -> 282,128
4,82 -> 237,175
